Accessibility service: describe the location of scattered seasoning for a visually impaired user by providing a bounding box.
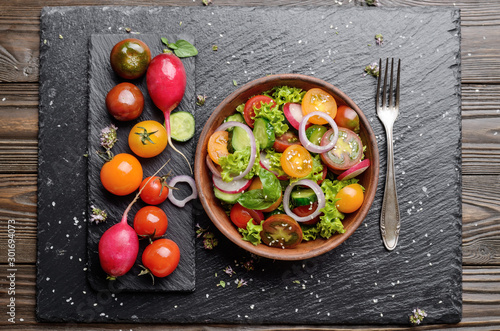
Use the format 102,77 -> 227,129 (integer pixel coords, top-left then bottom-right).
236,278 -> 248,288
233,80 -> 238,86
202,0 -> 213,5
409,308 -> 427,325
217,280 -> 226,288
202,232 -> 218,250
196,94 -> 207,106
364,62 -> 380,77
212,45 -> 218,51
375,34 -> 384,46
366,0 -> 380,6
241,259 -> 254,271
98,124 -> 118,161
90,205 -> 107,224
224,266 -> 236,277
125,27 -> 132,33
195,223 -> 208,238
58,34 -> 63,39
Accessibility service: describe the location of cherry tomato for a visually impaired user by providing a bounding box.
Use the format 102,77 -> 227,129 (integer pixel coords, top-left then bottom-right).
292,202 -> 321,225
301,88 -> 337,125
320,128 -> 363,172
141,239 -> 180,278
247,177 -> 283,213
139,176 -> 169,205
207,131 -> 229,165
335,105 -> 360,133
243,95 -> 276,128
281,145 -> 313,178
230,203 -> 265,228
105,82 -> 144,121
128,120 -> 168,158
110,38 -> 151,79
260,214 -> 303,249
133,206 -> 168,238
273,131 -> 301,153
100,153 -> 143,196
335,183 -> 364,213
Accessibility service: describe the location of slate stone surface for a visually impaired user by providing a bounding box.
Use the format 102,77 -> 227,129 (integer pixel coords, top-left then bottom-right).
86,34 -> 196,292
37,5 -> 461,325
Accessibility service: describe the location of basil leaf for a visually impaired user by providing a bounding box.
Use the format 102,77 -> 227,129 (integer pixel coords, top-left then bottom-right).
172,39 -> 198,58
168,43 -> 179,50
259,168 -> 281,202
237,190 -> 273,210
161,37 -> 169,45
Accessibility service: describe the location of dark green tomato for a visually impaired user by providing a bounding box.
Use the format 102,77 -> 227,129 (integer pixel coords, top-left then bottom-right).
110,38 -> 151,80
260,214 -> 303,249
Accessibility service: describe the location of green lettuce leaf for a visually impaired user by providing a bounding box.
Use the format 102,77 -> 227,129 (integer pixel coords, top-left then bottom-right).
263,149 -> 288,178
235,103 -> 245,114
218,145 -> 260,182
267,86 -> 306,106
237,168 -> 281,210
253,101 -> 289,136
289,154 -> 324,184
238,220 -> 264,246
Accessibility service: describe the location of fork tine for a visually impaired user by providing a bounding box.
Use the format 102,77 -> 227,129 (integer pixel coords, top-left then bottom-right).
382,58 -> 389,108
395,58 -> 401,109
376,58 -> 382,109
388,58 -> 394,108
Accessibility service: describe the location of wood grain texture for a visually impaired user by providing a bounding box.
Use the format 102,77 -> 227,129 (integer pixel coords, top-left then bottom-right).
1,265 -> 499,328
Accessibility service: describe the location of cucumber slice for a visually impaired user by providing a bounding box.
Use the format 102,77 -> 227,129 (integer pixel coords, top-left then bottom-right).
214,187 -> 241,204
170,111 -> 195,142
224,113 -> 245,125
253,117 -> 275,149
306,125 -> 327,146
291,188 -> 318,207
230,126 -> 251,151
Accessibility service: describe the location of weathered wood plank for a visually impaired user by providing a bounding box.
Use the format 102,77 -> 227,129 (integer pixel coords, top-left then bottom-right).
0,265 -> 498,328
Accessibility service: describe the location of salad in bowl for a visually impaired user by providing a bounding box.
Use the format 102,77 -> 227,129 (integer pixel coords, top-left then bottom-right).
195,74 -> 379,260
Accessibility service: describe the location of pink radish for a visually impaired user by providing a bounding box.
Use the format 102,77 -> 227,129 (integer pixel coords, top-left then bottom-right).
146,50 -> 191,172
337,159 -> 371,181
212,175 -> 252,194
283,102 -> 311,130
98,160 -> 171,280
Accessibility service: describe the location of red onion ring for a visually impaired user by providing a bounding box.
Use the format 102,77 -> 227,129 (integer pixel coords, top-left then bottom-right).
259,151 -> 289,180
206,155 -> 222,178
214,121 -> 257,181
283,179 -> 326,223
299,111 -> 339,154
167,175 -> 198,208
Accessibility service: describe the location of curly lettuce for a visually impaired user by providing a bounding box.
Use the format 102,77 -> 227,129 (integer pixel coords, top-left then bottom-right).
263,149 -> 288,178
253,101 -> 289,136
235,103 -> 245,114
218,145 -> 260,182
266,86 -> 306,106
238,220 -> 264,246
289,154 -> 324,184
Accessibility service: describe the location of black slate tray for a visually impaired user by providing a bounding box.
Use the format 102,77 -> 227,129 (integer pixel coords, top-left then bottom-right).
37,5 -> 462,325
87,33 -> 196,292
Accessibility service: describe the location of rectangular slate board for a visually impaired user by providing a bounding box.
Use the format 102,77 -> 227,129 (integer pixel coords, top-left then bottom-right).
37,5 -> 462,325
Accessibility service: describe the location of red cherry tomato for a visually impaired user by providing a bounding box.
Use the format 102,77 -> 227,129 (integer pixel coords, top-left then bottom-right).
141,239 -> 180,278
335,105 -> 360,133
105,82 -> 144,121
320,128 -> 363,172
230,203 -> 265,228
292,202 -> 321,225
110,38 -> 151,79
100,153 -> 143,196
139,176 -> 169,205
243,95 -> 276,128
335,183 -> 364,213
273,131 -> 301,153
133,206 -> 168,238
260,214 -> 303,249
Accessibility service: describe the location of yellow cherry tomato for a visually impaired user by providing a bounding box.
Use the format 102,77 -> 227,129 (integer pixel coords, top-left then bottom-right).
335,183 -> 364,213
207,131 -> 229,165
281,145 -> 313,178
128,120 -> 168,158
100,153 -> 143,196
301,88 -> 337,125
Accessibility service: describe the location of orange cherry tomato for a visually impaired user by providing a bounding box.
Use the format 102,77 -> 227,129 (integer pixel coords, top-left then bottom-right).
133,206 -> 168,238
207,130 -> 229,165
100,153 -> 143,196
142,238 -> 180,278
335,183 -> 364,213
128,120 -> 168,158
280,145 -> 313,178
301,88 -> 337,125
248,177 -> 283,212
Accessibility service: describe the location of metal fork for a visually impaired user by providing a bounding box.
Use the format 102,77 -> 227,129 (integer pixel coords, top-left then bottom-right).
376,58 -> 401,251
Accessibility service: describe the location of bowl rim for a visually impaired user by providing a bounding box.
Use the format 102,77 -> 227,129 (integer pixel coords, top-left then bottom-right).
194,73 -> 379,260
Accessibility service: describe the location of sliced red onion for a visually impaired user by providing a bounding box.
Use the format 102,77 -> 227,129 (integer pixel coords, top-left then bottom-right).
214,121 -> 257,181
206,155 -> 222,178
212,175 -> 252,194
299,111 -> 339,154
283,179 -> 326,223
259,151 -> 289,180
168,175 -> 198,208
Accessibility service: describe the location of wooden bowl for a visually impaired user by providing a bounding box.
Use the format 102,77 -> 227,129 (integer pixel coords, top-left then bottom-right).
194,74 -> 379,260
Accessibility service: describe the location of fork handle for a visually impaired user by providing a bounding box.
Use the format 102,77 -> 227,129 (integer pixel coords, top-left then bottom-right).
380,126 -> 401,251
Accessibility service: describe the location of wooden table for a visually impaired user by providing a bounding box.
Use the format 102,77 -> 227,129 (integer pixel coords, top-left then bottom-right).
1,0 -> 499,329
